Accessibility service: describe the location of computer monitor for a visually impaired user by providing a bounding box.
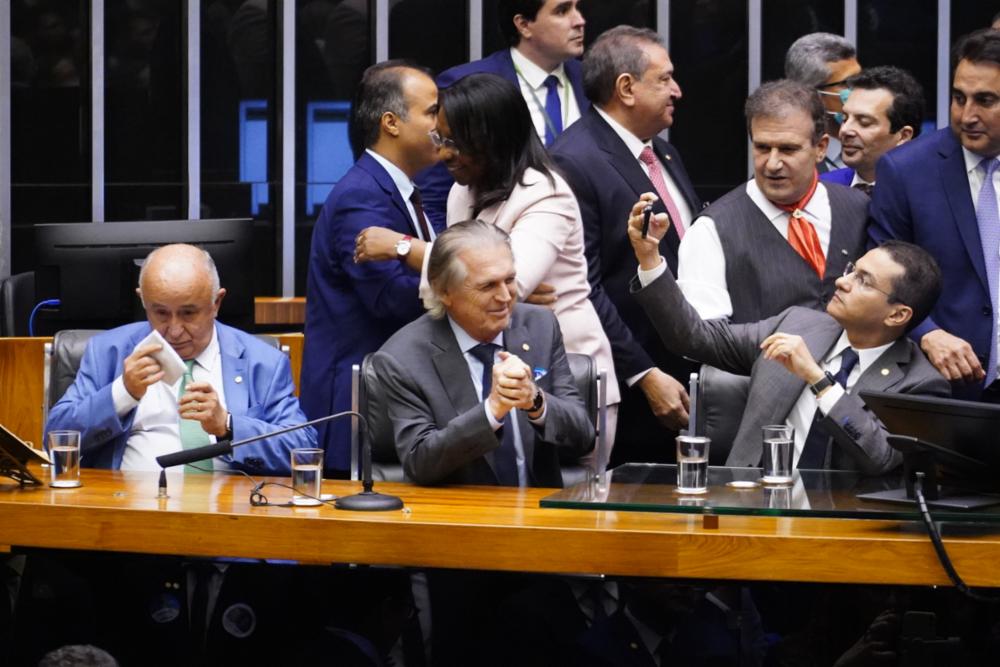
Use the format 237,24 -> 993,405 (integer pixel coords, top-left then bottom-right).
33,219 -> 255,334
858,390 -> 1000,508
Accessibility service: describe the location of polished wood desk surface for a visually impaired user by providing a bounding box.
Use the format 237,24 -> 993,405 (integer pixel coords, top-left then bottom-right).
2,468 -> 1000,588
254,296 -> 305,325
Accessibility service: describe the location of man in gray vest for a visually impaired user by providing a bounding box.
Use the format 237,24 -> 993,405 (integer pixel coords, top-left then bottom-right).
677,79 -> 869,324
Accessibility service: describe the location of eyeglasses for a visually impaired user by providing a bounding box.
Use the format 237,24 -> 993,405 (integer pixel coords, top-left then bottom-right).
428,129 -> 459,153
816,87 -> 852,105
842,262 -> 893,299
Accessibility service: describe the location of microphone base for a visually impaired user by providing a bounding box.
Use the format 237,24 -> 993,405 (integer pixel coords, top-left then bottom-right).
335,490 -> 404,512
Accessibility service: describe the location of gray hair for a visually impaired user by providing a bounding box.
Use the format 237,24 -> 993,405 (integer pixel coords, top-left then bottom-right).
784,32 -> 857,87
745,79 -> 827,144
582,25 -> 665,107
137,244 -> 220,306
423,220 -> 512,318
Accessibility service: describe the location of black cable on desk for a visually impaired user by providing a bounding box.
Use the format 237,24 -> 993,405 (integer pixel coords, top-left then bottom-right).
913,472 -> 997,604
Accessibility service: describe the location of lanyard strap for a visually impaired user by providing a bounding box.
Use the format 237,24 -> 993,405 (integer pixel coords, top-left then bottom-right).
513,63 -> 569,140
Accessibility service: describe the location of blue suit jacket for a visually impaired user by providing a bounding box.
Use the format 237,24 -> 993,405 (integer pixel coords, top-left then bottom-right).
415,49 -> 589,227
820,167 -> 855,187
868,127 -> 990,399
45,322 -> 314,473
302,151 -> 429,471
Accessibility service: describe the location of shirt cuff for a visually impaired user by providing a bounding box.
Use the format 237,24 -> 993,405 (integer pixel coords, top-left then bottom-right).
484,402 -> 502,431
636,256 -> 668,288
816,384 -> 846,415
111,375 -> 140,418
625,368 -> 654,388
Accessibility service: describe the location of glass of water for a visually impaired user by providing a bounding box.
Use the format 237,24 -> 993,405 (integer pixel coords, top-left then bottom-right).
676,435 -> 710,494
290,448 -> 324,506
48,430 -> 82,488
761,425 -> 794,484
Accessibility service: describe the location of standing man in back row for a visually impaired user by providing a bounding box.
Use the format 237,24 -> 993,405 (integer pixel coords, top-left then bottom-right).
302,61 -> 440,474
677,80 -> 869,324
550,26 -> 702,464
417,0 -> 589,226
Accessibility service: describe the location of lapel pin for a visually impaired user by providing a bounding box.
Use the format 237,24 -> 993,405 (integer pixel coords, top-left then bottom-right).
235,375 -> 243,384
880,368 -> 889,376
522,343 -> 530,351
664,154 -> 672,161
841,248 -> 849,256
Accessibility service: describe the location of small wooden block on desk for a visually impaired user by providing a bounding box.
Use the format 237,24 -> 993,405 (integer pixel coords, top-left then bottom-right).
702,513 -> 719,530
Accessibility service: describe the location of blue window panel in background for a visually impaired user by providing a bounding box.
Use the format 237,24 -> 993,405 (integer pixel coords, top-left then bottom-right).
239,99 -> 269,216
306,101 -> 354,216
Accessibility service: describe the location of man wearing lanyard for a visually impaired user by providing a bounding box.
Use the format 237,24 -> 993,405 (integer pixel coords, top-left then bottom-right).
416,0 -> 588,226
677,80 -> 869,325
302,61 -> 440,474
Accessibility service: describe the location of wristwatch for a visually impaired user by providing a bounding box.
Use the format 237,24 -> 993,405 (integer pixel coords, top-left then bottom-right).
809,371 -> 836,397
395,235 -> 413,260
223,412 -> 234,440
530,387 -> 545,413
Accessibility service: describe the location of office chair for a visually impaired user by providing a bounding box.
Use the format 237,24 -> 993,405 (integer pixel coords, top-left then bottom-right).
0,271 -> 35,337
43,330 -> 284,426
695,364 -> 750,465
351,352 -> 607,486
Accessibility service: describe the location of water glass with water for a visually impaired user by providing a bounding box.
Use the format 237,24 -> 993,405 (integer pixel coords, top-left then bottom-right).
676,435 -> 710,494
290,448 -> 324,506
761,425 -> 794,484
48,430 -> 81,488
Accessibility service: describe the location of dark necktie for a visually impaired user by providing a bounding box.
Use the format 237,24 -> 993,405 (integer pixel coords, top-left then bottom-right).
853,181 -> 874,196
409,188 -> 434,242
798,347 -> 860,470
543,75 -> 563,146
468,343 -> 519,486
977,158 -> 1000,385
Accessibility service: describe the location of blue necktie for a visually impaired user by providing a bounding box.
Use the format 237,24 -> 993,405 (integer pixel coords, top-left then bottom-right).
469,343 -> 519,486
543,75 -> 563,146
977,158 -> 1000,386
798,347 -> 859,470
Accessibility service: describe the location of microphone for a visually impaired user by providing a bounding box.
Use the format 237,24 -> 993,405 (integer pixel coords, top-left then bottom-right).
155,411 -> 403,511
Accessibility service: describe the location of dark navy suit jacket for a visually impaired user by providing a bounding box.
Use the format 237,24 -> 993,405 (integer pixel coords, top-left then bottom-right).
550,107 -> 701,382
415,48 -> 589,226
302,151 -> 430,471
868,127 -> 991,399
820,167 -> 855,187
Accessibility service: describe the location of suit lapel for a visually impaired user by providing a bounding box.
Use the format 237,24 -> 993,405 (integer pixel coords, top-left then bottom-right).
359,152 -> 419,237
854,338 -> 910,393
653,137 -> 700,214
588,111 -> 682,263
429,319 -> 480,418
939,133 -> 989,294
824,185 -> 861,278
218,324 -> 249,413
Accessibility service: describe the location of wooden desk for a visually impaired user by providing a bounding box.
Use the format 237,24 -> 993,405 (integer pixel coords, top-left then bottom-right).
2,468 -> 999,587
254,297 -> 305,326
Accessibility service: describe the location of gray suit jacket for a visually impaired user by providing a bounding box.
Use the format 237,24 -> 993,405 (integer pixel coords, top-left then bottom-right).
372,304 -> 595,486
632,271 -> 950,475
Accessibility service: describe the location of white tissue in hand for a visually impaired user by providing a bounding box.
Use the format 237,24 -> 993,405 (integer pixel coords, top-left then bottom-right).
136,329 -> 187,385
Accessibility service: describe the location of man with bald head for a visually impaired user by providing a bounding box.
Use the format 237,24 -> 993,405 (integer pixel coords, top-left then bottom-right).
46,243 -> 314,474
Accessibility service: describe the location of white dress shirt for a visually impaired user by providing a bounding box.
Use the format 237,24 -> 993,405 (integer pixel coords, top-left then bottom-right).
366,148 -> 434,241
677,179 -> 833,320
786,331 -> 892,468
510,47 -> 581,142
963,146 -> 1000,377
447,317 -> 547,487
849,172 -> 874,189
112,326 -> 227,471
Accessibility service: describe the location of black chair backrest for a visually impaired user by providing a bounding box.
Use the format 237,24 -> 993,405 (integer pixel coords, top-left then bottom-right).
1,271 -> 35,337
358,352 -> 598,483
49,329 -> 103,408
696,364 -> 750,465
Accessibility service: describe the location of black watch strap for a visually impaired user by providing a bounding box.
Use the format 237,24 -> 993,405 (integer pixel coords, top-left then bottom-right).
530,388 -> 544,413
809,371 -> 836,396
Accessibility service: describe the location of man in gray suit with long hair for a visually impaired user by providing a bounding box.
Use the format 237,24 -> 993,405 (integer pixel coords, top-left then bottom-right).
628,196 -> 949,475
372,220 -> 594,487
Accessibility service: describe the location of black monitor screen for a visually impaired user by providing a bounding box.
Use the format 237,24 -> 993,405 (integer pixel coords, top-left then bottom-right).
33,219 -> 254,334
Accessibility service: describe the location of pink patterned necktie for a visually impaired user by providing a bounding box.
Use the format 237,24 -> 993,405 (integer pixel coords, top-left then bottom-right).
638,146 -> 685,240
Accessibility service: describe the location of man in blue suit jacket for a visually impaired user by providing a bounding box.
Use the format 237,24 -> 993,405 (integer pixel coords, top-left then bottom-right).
417,0 -> 588,226
46,244 -> 313,474
302,61 -> 441,473
550,26 -> 702,464
869,30 -> 1000,400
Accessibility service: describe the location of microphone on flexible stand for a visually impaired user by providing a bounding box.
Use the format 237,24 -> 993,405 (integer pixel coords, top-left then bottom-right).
154,411 -> 403,511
